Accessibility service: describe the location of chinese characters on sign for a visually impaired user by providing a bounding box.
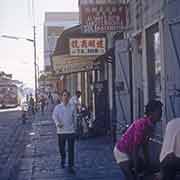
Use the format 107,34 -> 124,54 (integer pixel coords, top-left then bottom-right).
58,62 -> 99,74
69,38 -> 106,56
52,56 -> 101,74
80,4 -> 128,33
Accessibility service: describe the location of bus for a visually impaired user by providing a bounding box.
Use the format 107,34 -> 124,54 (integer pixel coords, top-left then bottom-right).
0,84 -> 22,108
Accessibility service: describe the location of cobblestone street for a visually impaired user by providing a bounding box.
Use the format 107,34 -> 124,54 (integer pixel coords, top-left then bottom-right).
16,112 -> 123,180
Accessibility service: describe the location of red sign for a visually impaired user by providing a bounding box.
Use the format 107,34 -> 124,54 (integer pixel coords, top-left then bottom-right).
80,4 -> 128,33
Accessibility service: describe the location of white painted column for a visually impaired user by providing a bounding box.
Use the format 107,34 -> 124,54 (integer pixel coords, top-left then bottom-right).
92,70 -> 96,120
77,72 -> 81,91
142,28 -> 149,106
97,70 -> 101,81
84,71 -> 88,106
159,18 -> 167,133
108,63 -> 113,114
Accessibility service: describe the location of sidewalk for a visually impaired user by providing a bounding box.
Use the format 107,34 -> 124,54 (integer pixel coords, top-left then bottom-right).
16,112 -> 123,180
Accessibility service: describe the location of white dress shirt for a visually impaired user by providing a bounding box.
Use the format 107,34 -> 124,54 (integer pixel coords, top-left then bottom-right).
52,102 -> 76,134
70,96 -> 80,106
160,118 -> 180,162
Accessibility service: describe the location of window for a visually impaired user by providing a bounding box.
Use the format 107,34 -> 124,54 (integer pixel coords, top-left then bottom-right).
146,23 -> 161,100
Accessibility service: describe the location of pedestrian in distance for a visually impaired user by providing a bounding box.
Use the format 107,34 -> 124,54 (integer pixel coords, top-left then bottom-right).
53,91 -> 61,105
70,90 -> 82,138
52,89 -> 77,174
113,100 -> 163,180
70,90 -> 81,109
79,104 -> 89,138
40,95 -> 46,115
29,94 -> 35,115
21,99 -> 28,124
47,92 -> 54,112
159,118 -> 180,180
21,108 -> 28,124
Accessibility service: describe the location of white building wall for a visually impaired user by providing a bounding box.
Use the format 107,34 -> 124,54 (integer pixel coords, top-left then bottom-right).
131,38 -> 144,119
123,0 -> 180,140
128,0 -> 165,106
115,39 -> 131,138
163,0 -> 180,120
129,0 -> 164,34
126,0 -> 166,141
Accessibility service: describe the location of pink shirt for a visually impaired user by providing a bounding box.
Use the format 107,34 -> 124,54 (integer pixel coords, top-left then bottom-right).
116,117 -> 154,154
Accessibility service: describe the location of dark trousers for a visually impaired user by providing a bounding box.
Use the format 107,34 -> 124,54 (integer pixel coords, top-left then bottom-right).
41,104 -> 45,114
119,160 -> 134,180
161,155 -> 180,180
58,133 -> 75,167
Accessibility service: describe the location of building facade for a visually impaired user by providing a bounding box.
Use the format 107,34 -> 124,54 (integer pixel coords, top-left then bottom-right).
41,12 -> 79,95
110,0 -> 180,163
44,12 -> 79,71
114,0 -> 166,140
42,1 -> 180,143
52,25 -> 110,134
121,0 -> 180,140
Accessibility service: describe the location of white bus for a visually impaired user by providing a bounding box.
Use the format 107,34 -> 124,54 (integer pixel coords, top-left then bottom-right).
0,84 -> 22,108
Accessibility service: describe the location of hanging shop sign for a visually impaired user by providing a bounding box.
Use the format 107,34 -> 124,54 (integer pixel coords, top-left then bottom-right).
80,4 -> 128,33
52,55 -> 101,74
69,38 -> 106,56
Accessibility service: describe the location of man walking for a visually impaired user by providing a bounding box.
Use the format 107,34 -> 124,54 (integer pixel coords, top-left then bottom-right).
52,90 -> 77,174
70,90 -> 81,109
47,92 -> 54,112
40,95 -> 46,115
29,94 -> 35,115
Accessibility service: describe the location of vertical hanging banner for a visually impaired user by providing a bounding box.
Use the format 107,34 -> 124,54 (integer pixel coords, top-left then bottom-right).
79,1 -> 128,33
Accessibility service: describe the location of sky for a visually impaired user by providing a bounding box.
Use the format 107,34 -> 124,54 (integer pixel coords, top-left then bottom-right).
0,0 -> 79,88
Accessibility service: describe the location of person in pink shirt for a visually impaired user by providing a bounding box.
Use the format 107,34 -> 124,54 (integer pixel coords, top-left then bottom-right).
114,100 -> 163,180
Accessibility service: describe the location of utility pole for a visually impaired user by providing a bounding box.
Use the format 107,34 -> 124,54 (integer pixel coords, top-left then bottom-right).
33,25 -> 38,107
1,0 -> 38,106
32,0 -> 38,108
1,34 -> 37,101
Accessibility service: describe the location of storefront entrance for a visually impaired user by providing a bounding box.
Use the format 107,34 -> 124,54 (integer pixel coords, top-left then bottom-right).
93,80 -> 109,135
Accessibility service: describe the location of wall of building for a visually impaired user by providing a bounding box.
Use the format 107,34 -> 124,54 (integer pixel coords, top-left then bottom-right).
163,0 -> 180,120
128,0 -> 164,106
129,0 -> 164,34
119,0 -> 180,143
119,0 -> 166,142
44,26 -> 64,70
44,12 -> 79,71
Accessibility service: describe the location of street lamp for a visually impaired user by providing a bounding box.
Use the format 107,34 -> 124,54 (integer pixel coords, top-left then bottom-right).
1,35 -> 34,42
1,35 -> 21,40
1,34 -> 38,106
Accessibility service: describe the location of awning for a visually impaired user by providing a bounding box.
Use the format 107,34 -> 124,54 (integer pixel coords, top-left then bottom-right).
53,25 -> 106,56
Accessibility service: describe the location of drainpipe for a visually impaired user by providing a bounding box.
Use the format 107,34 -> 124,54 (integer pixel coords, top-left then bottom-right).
111,48 -> 117,144
129,42 -> 134,123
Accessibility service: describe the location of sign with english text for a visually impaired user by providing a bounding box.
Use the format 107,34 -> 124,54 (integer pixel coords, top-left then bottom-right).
80,4 -> 128,33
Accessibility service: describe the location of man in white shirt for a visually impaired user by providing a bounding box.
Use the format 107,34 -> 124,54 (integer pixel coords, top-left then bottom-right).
70,90 -> 81,109
160,118 -> 180,180
52,90 -> 77,174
